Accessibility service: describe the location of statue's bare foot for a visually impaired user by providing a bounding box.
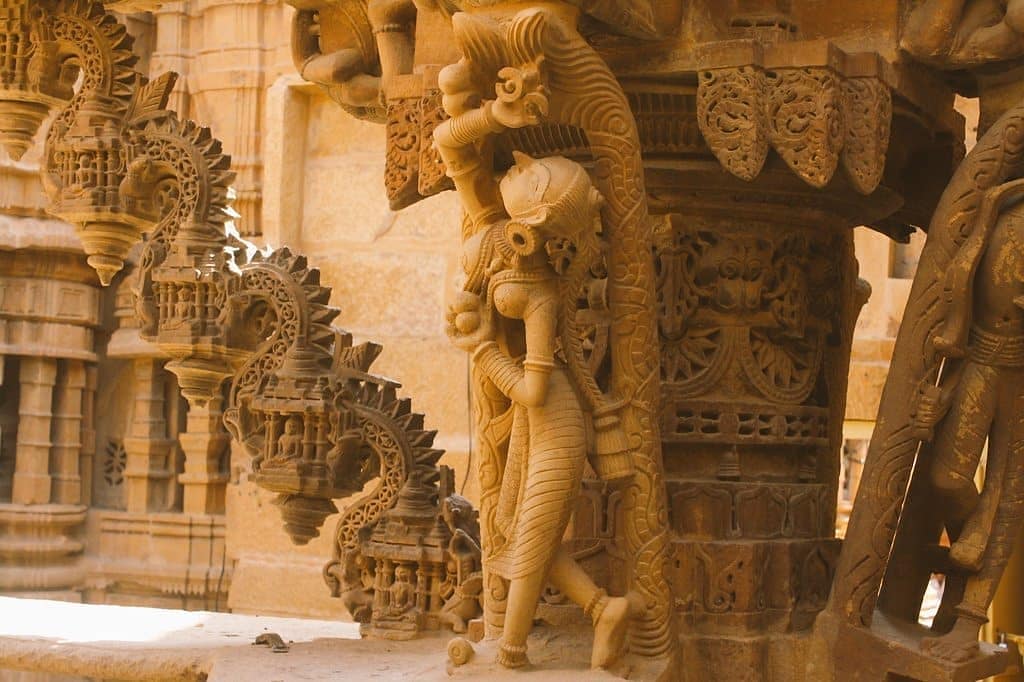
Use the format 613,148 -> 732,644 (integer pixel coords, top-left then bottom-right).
921,619 -> 982,663
496,642 -> 529,669
592,596 -> 631,669
949,538 -> 985,572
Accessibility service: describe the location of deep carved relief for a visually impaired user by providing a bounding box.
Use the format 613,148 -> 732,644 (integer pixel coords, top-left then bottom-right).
697,66 -> 769,182
654,215 -> 838,460
765,67 -> 846,188
827,5 -> 1024,679
697,57 -> 892,194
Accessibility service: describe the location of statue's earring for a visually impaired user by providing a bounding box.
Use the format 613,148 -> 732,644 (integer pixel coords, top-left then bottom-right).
505,221 -> 540,256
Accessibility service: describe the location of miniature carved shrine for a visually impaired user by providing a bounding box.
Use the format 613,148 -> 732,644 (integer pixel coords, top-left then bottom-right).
4,0 -> 1024,680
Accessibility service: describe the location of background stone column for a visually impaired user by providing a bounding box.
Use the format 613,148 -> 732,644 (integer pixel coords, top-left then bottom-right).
50,359 -> 85,504
178,397 -> 229,515
123,358 -> 175,512
12,356 -> 56,505
79,364 -> 98,507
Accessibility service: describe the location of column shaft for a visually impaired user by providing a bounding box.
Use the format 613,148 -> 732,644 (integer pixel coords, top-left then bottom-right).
50,359 -> 85,504
123,358 -> 174,512
12,356 -> 57,504
178,397 -> 229,515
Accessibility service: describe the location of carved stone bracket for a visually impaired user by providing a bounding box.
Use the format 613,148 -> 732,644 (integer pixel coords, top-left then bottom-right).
384,84 -> 453,210
697,42 -> 893,193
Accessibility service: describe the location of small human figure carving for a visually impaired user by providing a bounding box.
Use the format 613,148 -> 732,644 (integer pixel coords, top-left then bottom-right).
439,495 -> 484,633
436,69 -> 636,668
175,284 -> 192,319
277,416 -> 304,462
388,564 -> 417,615
913,184 -> 1024,663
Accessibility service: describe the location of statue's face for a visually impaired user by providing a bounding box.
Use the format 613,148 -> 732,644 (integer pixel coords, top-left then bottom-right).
500,161 -> 547,223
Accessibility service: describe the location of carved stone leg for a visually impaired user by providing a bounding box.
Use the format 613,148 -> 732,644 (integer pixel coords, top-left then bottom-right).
12,356 -> 57,505
922,373 -> 1024,663
124,358 -> 175,512
179,397 -> 229,515
50,359 -> 85,505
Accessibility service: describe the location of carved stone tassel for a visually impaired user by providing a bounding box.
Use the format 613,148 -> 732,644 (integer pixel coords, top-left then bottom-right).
590,407 -> 633,483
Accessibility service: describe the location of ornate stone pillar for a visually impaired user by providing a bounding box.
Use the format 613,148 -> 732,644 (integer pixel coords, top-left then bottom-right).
178,397 -> 229,515
648,173 -> 870,676
123,358 -> 176,512
50,359 -> 85,505
11,356 -> 57,505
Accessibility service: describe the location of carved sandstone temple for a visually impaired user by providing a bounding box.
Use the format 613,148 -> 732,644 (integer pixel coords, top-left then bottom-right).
3,0 -> 1024,681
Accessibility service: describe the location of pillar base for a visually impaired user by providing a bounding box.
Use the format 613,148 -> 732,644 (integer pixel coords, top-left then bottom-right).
0,504 -> 87,594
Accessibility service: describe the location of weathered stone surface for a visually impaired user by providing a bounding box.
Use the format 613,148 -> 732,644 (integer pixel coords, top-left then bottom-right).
5,0 -> 1024,680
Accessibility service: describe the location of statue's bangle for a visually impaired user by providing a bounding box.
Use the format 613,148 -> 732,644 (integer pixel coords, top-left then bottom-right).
471,340 -> 499,362
523,356 -> 555,374
447,103 -> 504,146
373,22 -> 405,34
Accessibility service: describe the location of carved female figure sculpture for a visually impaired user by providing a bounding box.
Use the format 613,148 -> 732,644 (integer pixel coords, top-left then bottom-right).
437,83 -> 636,666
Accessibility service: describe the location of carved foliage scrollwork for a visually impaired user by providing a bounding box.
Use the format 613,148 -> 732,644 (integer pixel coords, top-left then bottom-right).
655,215 -> 839,449
765,67 -> 846,188
417,88 -> 454,198
654,216 -> 834,401
697,66 -> 769,182
385,96 -> 420,210
841,77 -> 892,195
385,90 -> 454,209
696,60 -> 892,194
